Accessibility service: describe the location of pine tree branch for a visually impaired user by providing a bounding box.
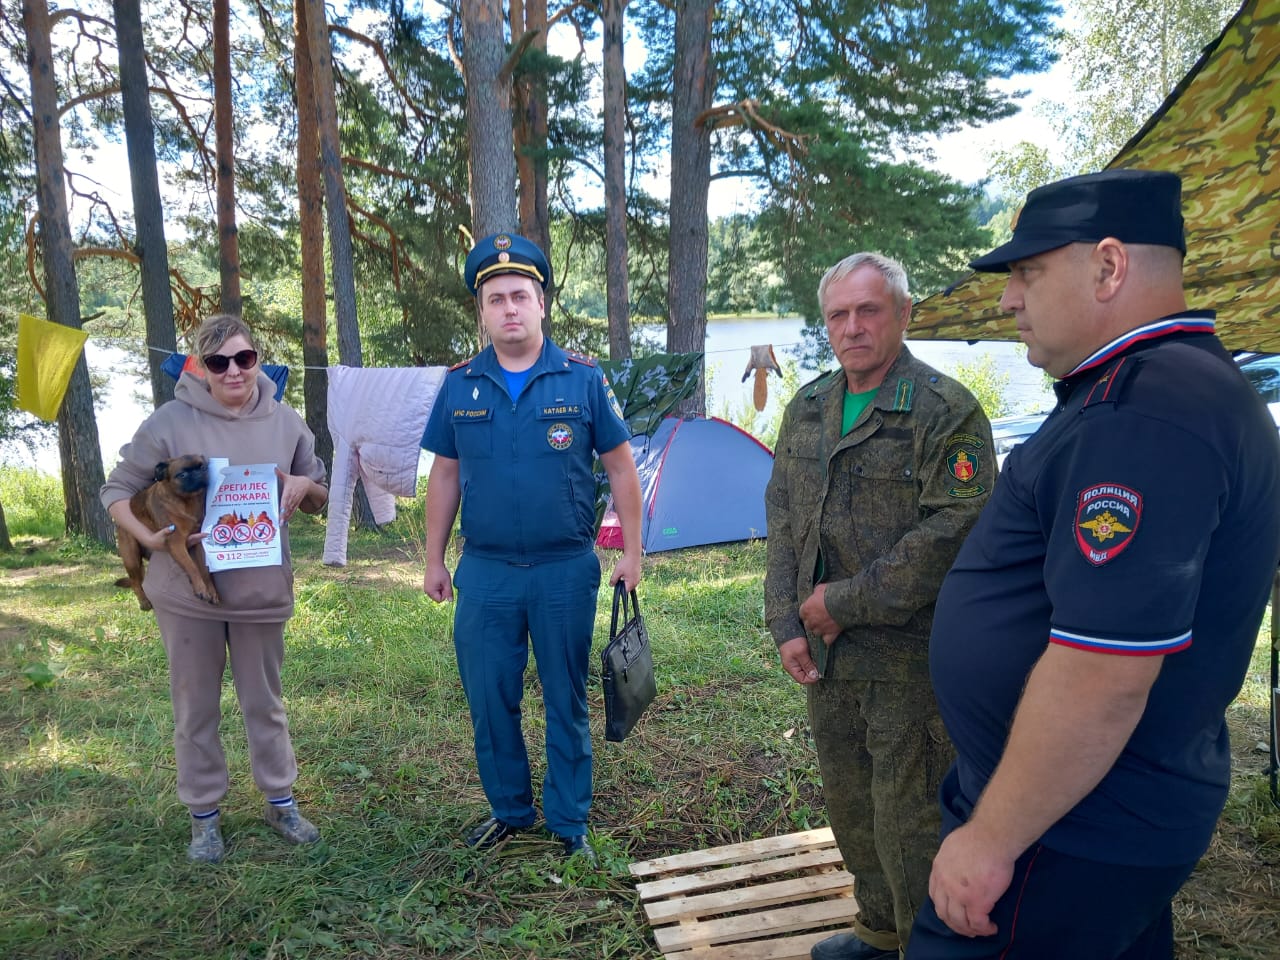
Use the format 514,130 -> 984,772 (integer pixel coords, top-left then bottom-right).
328,24 -> 438,124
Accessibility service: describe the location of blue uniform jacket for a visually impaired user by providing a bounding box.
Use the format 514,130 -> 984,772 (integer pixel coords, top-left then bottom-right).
421,339 -> 630,564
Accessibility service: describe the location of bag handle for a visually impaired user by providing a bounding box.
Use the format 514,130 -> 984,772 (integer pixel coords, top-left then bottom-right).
610,580 -> 641,637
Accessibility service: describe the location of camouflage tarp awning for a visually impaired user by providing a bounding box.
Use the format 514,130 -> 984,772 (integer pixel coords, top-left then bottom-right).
593,351 -> 703,529
598,351 -> 703,438
912,0 -> 1280,352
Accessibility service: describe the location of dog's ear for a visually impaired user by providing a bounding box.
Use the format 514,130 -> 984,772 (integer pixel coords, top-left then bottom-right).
153,462 -> 170,482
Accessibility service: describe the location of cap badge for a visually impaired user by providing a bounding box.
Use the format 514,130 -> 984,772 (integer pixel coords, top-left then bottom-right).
494,234 -> 512,251
498,252 -> 510,263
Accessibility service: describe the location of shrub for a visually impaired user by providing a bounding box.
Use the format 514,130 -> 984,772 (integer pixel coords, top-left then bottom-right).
949,352 -> 1012,420
0,465 -> 64,538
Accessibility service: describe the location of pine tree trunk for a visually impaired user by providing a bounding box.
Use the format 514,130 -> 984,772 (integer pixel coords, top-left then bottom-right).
602,0 -> 632,360
0,499 -> 12,551
114,0 -> 177,409
304,0 -> 361,368
23,0 -> 112,546
305,0 -> 373,524
668,0 -> 714,416
512,0 -> 553,336
213,0 -> 242,316
295,0 -> 333,474
463,0 -> 517,239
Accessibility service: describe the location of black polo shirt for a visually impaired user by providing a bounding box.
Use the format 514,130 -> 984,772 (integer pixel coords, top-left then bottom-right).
930,312 -> 1280,866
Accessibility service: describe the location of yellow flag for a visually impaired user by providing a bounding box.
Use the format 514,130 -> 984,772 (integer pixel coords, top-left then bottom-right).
17,313 -> 89,421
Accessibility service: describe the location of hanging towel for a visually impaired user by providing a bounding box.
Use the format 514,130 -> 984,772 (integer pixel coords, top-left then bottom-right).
16,313 -> 90,420
323,364 -> 447,566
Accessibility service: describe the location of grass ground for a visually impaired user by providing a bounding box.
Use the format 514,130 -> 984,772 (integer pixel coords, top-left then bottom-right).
0,478 -> 1277,958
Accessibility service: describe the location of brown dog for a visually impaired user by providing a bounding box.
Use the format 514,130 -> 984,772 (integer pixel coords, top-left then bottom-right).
116,454 -> 220,610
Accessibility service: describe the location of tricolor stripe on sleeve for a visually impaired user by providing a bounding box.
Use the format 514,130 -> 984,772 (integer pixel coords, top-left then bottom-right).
1049,627 -> 1192,656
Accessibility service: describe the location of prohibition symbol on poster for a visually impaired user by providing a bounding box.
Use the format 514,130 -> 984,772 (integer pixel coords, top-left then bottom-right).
201,459 -> 283,572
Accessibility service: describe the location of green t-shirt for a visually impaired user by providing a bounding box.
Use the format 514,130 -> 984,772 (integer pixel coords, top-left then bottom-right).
842,387 -> 878,434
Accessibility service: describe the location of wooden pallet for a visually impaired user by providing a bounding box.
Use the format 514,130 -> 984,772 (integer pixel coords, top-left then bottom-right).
629,828 -> 857,960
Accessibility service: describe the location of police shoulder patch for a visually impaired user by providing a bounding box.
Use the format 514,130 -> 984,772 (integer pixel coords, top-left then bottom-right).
1075,482 -> 1141,566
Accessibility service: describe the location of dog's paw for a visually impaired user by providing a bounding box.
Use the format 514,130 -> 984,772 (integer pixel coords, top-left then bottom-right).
138,597 -> 154,611
198,587 -> 221,606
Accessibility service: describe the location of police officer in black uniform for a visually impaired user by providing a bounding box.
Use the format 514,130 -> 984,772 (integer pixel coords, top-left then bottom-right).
421,233 -> 642,863
911,170 -> 1280,958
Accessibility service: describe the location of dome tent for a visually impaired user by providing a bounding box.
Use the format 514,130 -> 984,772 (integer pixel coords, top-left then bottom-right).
597,415 -> 773,553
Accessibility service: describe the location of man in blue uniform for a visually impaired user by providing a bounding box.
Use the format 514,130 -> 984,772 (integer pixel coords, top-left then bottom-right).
421,233 -> 642,862
910,170 -> 1280,958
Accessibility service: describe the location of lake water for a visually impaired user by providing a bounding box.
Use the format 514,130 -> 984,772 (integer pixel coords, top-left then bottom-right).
4,320 -> 1051,476
665,316 -> 1054,428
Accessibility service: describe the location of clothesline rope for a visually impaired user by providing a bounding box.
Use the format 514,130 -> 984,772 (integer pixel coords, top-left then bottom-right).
121,336 -> 808,370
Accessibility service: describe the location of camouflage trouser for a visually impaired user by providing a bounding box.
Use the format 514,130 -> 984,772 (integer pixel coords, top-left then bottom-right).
808,677 -> 953,950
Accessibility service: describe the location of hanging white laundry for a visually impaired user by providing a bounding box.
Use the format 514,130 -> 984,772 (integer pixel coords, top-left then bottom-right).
323,364 -> 447,566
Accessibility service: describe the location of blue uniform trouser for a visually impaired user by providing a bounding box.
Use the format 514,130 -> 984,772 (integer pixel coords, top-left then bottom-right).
906,766 -> 1197,959
453,549 -> 601,836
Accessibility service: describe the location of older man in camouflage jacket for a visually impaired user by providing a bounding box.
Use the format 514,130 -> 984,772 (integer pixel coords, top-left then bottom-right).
765,252 -> 995,960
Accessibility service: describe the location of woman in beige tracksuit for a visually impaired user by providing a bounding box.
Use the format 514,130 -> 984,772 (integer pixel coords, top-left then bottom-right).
101,314 -> 328,863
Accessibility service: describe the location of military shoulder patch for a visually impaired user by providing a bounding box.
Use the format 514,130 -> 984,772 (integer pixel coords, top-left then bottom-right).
944,433 -> 986,498
1075,483 -> 1141,566
448,356 -> 474,372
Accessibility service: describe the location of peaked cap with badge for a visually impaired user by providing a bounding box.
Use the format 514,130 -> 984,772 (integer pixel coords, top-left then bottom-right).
464,233 -> 552,295
970,169 -> 1186,272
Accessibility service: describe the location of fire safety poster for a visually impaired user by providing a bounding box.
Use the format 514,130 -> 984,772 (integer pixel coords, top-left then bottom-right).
202,459 -> 283,572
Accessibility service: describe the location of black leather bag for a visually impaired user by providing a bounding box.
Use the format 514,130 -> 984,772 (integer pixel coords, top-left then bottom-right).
601,583 -> 657,742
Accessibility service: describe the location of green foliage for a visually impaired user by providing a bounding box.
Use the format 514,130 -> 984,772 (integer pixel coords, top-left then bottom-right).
17,638 -> 65,690
989,0 -> 1239,196
0,466 -> 63,539
706,215 -> 786,316
947,352 -> 1013,420
0,0 -> 1063,378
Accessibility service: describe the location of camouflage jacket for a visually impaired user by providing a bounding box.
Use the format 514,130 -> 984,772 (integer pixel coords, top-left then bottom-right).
764,347 -> 995,679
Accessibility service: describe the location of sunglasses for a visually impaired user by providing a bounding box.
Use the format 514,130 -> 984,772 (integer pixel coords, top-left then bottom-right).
202,349 -> 259,374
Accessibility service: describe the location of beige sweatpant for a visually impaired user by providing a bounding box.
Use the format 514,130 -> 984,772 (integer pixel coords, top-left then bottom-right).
153,609 -> 299,814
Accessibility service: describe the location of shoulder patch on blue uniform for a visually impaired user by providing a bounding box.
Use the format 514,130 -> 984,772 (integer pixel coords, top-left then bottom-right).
1075,482 -> 1142,565
448,356 -> 474,372
606,384 -> 624,420
565,351 -> 597,367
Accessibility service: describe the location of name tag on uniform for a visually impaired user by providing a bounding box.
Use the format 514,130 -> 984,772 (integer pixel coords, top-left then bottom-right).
452,407 -> 492,422
537,403 -> 583,418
